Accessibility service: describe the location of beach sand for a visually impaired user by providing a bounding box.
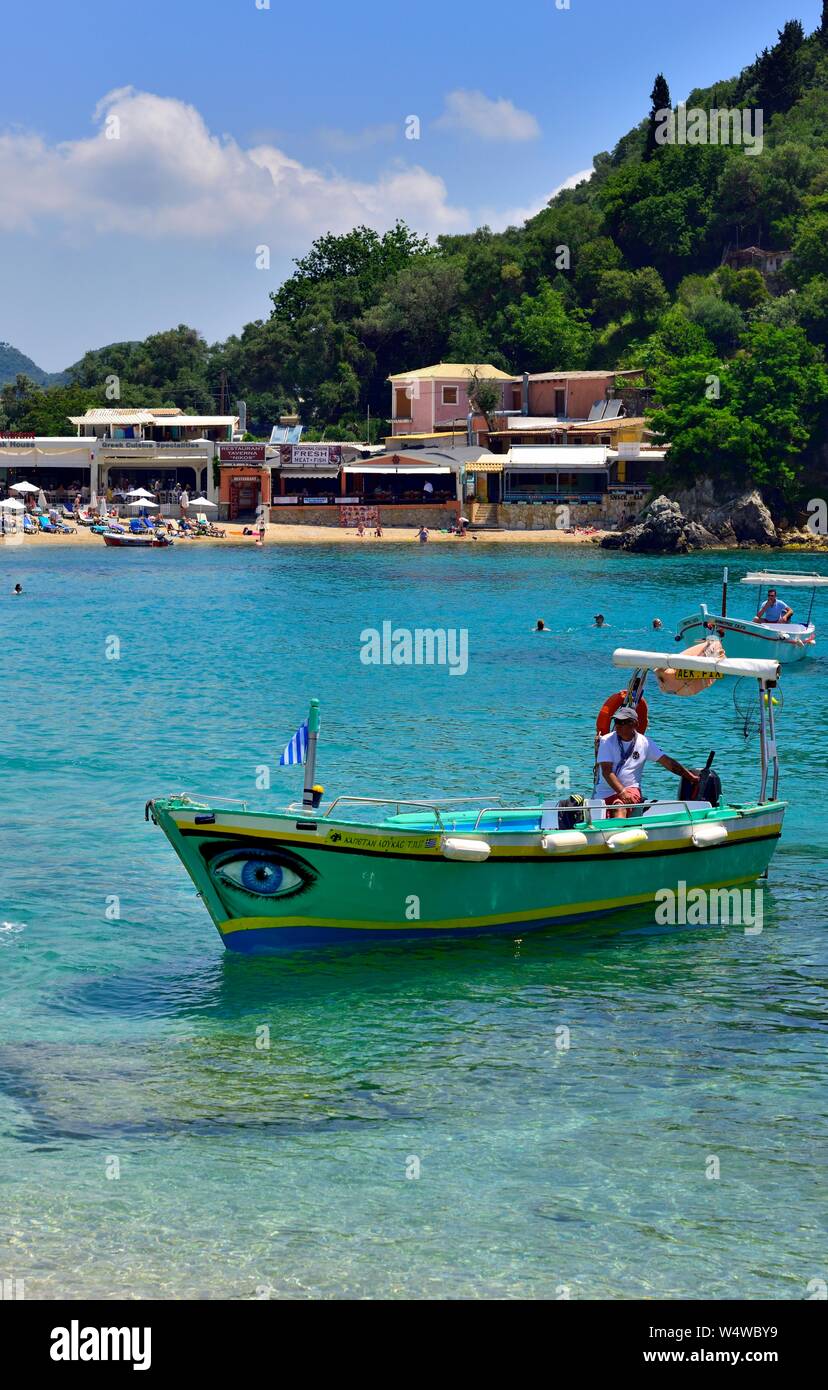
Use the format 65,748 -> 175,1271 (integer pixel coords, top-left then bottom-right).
2,523 -> 608,549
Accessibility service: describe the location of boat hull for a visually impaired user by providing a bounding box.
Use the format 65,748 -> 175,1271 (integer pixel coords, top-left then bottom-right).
676,613 -> 813,664
102,531 -> 173,547
148,799 -> 785,952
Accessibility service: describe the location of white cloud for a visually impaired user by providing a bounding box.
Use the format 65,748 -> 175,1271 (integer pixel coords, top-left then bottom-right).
0,88 -> 469,242
481,168 -> 594,231
434,90 -> 540,142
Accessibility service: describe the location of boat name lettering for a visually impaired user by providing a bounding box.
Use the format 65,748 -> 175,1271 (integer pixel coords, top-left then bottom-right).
327,831 -> 431,851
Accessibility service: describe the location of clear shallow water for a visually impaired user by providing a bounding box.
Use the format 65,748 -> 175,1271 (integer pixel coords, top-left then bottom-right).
0,541 -> 824,1299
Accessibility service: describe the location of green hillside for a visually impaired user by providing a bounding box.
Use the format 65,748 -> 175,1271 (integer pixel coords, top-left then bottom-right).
0,341 -> 67,388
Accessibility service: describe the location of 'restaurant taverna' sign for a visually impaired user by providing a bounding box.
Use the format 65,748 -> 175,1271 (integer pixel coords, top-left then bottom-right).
218,443 -> 266,463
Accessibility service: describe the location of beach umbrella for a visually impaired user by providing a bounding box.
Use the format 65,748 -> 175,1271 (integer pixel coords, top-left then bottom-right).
10,481 -> 38,494
37,489 -> 48,511
99,496 -> 109,519
0,496 -> 24,536
190,496 -> 216,507
126,486 -> 155,499
129,498 -> 159,509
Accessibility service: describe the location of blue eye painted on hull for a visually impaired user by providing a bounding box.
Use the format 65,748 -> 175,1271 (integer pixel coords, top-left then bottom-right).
209,846 -> 316,901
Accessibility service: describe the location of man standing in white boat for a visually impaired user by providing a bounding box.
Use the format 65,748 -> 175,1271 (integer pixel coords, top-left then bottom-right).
755,587 -> 793,624
595,707 -> 698,818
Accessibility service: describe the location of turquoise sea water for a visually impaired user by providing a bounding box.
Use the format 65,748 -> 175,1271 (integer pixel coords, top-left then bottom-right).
0,540 -> 825,1300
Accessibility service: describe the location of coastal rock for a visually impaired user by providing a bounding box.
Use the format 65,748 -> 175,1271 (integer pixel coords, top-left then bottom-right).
622,495 -> 689,553
705,489 -> 780,547
683,521 -> 720,549
599,531 -> 626,549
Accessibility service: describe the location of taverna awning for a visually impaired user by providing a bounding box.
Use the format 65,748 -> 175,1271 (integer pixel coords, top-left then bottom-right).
342,464 -> 452,475
504,446 -> 610,470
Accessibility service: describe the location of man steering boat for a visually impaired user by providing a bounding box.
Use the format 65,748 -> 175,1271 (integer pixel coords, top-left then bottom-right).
595,706 -> 698,819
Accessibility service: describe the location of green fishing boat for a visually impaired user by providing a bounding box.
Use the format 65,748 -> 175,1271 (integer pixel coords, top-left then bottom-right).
147,648 -> 785,952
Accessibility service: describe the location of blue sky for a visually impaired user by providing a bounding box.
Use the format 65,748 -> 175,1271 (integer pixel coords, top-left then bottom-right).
0,0 -> 821,370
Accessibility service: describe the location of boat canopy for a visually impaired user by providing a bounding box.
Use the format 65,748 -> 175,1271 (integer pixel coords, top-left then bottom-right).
740,571 -> 828,587
612,648 -> 780,681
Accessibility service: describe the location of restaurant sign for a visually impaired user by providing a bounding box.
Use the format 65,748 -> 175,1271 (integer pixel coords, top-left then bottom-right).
219,443 -> 266,463
279,444 -> 342,468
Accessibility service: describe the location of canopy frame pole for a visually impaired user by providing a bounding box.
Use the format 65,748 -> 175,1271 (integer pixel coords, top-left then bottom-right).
764,680 -> 780,801
721,566 -> 728,618
806,585 -> 816,627
758,682 -> 769,803
302,698 -> 321,808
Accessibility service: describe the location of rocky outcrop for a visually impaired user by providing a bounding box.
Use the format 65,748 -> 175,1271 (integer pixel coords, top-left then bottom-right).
705,490 -> 779,547
622,496 -> 689,553
600,483 -> 782,553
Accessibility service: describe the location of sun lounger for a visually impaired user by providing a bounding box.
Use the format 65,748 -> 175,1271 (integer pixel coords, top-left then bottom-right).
23,514 -> 37,534
196,512 -> 226,537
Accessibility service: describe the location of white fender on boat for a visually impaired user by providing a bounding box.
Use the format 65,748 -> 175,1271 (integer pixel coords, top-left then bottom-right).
691,823 -> 728,847
441,836 -> 491,862
541,830 -> 589,853
606,828 -> 649,851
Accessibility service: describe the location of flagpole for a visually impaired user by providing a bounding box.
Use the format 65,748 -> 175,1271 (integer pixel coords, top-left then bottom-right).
302,697 -> 321,807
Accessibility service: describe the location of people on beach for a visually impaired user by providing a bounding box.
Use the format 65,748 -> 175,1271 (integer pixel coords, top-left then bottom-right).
594,706 -> 698,819
756,588 -> 793,624
179,489 -> 190,520
418,527 -> 429,543
375,522 -> 383,538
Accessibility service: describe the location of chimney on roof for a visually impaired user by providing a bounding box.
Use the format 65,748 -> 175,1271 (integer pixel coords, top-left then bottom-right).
522,372 -> 529,416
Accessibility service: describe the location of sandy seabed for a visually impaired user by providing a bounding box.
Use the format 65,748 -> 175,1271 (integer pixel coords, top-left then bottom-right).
2,523 -> 608,550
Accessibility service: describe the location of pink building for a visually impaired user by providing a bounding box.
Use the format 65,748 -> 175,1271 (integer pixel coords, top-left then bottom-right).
388,363 -> 513,437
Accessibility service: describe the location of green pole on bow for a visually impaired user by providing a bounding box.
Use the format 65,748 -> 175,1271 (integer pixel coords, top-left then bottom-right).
302,697 -> 322,808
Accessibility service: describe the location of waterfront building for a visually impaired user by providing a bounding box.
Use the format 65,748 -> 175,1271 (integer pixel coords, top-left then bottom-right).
388,363 -> 513,439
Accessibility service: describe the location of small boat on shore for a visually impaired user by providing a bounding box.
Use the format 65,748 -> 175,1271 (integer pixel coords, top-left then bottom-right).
676,569 -> 827,665
102,530 -> 174,548
148,648 -> 785,953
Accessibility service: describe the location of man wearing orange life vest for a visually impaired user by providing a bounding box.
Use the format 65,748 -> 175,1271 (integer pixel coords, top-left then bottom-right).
595,707 -> 698,819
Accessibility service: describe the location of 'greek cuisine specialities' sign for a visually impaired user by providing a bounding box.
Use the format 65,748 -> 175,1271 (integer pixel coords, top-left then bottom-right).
219,443 -> 266,463
279,444 -> 342,468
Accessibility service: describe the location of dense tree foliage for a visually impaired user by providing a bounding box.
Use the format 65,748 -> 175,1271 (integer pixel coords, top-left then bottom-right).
4,14 -> 828,491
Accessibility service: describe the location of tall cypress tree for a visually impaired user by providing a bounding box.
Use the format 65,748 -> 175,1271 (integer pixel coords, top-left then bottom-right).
645,73 -> 672,160
755,21 -> 805,118
820,1 -> 828,43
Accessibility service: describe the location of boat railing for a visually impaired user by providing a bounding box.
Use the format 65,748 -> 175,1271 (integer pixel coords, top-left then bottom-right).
316,794 -> 513,826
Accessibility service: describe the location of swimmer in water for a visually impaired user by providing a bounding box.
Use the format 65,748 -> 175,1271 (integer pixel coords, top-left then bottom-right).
13,583 -> 23,595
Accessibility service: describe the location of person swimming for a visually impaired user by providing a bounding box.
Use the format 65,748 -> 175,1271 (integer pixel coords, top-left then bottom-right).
12,583 -> 22,595
535,619 -> 549,632
593,614 -> 608,628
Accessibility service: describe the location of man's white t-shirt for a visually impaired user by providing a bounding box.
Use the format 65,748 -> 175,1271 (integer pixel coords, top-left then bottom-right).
594,730 -> 664,800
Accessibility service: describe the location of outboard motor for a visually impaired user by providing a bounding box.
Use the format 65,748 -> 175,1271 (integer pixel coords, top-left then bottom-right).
557,794 -> 587,829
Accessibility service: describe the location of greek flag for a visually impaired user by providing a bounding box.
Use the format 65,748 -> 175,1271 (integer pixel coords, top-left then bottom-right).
280,719 -> 309,766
